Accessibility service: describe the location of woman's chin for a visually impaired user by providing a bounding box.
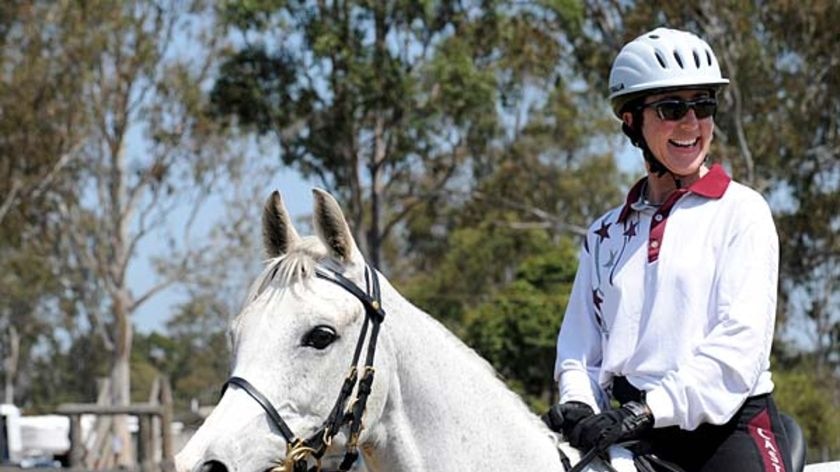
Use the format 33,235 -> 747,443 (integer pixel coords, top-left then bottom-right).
661,151 -> 707,177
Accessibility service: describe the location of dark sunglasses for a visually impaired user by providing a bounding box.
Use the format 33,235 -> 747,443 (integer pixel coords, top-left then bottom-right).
640,97 -> 718,121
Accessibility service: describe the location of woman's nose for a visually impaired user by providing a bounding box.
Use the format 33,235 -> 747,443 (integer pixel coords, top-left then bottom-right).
679,109 -> 701,127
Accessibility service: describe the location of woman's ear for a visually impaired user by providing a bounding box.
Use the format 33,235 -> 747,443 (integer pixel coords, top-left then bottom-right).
622,111 -> 634,127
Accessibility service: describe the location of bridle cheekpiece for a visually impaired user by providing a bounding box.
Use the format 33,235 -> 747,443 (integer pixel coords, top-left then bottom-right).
222,264 -> 385,472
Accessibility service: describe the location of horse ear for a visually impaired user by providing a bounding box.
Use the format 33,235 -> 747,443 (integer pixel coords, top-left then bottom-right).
312,188 -> 363,265
262,190 -> 300,258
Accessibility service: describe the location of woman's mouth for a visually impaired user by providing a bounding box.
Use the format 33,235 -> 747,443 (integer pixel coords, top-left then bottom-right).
669,137 -> 700,148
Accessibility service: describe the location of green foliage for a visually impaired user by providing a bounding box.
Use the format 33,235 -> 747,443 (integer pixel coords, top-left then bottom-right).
516,243 -> 578,291
463,243 -> 578,411
429,36 -> 497,126
772,363 -> 840,462
219,0 -> 288,30
404,221 -> 553,326
26,334 -> 111,411
131,325 -> 230,414
162,297 -> 231,411
210,46 -> 299,134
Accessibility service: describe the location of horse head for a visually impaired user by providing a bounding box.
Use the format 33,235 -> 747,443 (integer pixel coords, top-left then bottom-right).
176,189 -> 393,472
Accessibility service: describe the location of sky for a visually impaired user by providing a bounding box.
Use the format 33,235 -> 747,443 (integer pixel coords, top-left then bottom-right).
130,166 -> 319,333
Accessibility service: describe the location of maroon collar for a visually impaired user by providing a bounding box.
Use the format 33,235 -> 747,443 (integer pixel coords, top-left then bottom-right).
618,164 -> 731,222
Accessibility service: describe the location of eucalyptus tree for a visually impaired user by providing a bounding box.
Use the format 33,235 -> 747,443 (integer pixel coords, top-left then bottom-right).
0,1 -> 96,405
14,1 -> 243,465
210,0 -> 589,269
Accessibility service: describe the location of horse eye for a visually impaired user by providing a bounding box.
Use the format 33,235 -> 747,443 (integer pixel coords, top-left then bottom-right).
302,325 -> 338,350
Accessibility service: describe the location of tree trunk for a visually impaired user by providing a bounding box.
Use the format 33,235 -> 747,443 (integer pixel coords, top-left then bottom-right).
110,290 -> 133,466
3,325 -> 19,404
366,2 -> 387,269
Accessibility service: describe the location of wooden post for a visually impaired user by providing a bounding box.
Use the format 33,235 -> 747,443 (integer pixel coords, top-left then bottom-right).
148,377 -> 161,464
56,402 -> 168,472
68,414 -> 83,468
138,414 -> 153,472
160,376 -> 175,472
87,378 -> 113,468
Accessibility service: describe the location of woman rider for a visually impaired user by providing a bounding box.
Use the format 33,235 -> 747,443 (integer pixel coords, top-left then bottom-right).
544,27 -> 793,472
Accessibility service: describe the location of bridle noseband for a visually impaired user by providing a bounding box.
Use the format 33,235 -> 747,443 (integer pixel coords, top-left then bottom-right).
222,264 -> 385,472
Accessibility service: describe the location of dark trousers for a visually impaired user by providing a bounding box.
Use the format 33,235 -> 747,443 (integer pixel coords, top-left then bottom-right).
613,377 -> 793,472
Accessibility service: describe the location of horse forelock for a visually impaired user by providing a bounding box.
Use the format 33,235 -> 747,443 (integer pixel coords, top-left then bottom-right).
245,236 -> 329,304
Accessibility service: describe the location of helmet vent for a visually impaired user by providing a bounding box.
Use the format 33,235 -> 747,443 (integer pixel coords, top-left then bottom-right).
655,51 -> 668,68
706,49 -> 713,66
673,51 -> 684,69
649,34 -> 660,39
693,50 -> 701,68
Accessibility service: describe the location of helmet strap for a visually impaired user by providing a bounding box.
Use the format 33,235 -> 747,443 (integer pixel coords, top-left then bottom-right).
642,147 -> 669,177
621,109 -> 669,177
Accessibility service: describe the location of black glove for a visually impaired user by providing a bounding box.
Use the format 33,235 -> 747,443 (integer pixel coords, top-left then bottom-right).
569,401 -> 654,451
542,401 -> 595,439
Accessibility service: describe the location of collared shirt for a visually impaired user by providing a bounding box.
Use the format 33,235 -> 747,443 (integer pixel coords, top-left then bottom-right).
554,164 -> 779,430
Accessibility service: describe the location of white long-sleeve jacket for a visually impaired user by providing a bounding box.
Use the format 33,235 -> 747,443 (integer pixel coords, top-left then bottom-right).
554,164 -> 779,430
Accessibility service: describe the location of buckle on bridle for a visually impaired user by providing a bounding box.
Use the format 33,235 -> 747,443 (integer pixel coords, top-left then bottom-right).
275,439 -> 320,472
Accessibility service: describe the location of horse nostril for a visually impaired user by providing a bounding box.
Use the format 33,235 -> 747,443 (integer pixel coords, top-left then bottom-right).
200,460 -> 229,472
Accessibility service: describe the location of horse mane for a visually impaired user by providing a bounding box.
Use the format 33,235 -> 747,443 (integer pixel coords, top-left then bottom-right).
245,236 -> 329,305
385,282 -> 554,438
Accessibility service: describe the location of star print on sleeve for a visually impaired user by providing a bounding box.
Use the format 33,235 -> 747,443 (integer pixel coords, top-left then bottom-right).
609,219 -> 637,286
595,220 -> 612,242
624,220 -> 638,238
604,250 -> 617,269
592,217 -> 614,286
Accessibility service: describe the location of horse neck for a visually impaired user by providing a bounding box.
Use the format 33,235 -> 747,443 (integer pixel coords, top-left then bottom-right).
363,280 -> 563,472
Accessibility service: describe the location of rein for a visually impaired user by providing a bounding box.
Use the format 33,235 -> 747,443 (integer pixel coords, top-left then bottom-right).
562,441 -> 686,472
221,264 -> 385,472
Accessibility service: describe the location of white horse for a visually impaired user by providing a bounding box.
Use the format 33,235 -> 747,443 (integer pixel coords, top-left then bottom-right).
174,188 -> 639,472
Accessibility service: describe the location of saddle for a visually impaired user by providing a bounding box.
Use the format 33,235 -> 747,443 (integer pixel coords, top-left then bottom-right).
781,412 -> 806,472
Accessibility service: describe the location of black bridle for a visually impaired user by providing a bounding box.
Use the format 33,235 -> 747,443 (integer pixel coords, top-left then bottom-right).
222,264 -> 385,472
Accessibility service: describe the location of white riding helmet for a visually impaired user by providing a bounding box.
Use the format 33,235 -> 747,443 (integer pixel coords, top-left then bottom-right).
609,27 -> 729,117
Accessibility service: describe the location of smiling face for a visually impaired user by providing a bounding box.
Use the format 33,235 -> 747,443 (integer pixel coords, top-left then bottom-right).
627,88 -> 716,180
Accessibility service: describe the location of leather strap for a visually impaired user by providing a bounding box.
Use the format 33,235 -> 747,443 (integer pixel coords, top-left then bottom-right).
223,376 -> 296,443
315,267 -> 385,322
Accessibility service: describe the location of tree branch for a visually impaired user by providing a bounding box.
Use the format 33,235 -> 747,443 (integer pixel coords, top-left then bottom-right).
0,179 -> 22,226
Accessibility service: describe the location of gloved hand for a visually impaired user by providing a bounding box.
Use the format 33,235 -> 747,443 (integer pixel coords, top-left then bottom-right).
569,401 -> 654,451
541,401 -> 595,439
